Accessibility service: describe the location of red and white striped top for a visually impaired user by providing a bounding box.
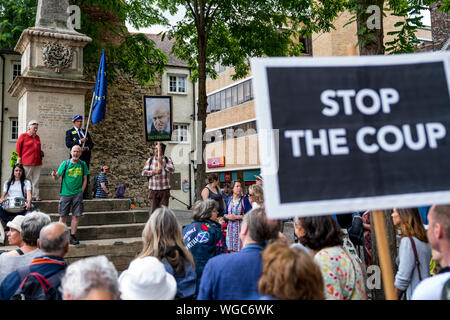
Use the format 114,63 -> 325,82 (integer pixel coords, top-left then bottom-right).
141,156 -> 175,190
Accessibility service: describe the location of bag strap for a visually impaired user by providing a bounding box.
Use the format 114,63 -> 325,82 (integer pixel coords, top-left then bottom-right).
21,273 -> 52,293
408,236 -> 423,281
60,159 -> 70,193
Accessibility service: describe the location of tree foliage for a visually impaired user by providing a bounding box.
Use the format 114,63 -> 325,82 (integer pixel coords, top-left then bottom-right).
0,0 -> 168,84
345,0 -> 438,54
135,0 -> 352,197
0,0 -> 36,50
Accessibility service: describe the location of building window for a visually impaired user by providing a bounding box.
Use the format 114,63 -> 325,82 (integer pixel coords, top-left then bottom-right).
12,62 -> 21,81
206,120 -> 257,144
169,75 -> 187,93
9,118 -> 18,141
207,79 -> 253,114
172,123 -> 189,142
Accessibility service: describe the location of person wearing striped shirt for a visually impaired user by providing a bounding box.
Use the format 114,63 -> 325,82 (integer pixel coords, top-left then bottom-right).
141,143 -> 175,214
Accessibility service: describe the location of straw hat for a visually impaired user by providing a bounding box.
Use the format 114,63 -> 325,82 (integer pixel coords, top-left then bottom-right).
6,215 -> 26,233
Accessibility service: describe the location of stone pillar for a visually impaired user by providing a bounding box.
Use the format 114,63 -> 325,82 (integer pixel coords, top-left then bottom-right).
8,26 -> 93,199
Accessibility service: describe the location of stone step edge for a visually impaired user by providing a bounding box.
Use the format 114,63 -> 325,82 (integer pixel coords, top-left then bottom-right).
47,209 -> 149,216
1,237 -> 143,252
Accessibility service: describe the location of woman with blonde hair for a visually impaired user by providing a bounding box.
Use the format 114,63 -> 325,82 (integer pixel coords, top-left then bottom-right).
392,207 -> 431,299
259,242 -> 325,300
138,206 -> 197,299
248,184 -> 264,209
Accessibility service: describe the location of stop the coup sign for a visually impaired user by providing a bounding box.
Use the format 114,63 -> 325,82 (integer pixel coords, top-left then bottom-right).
251,52 -> 450,219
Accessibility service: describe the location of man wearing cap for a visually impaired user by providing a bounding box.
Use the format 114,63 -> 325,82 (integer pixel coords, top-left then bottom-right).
65,115 -> 94,199
255,174 -> 263,186
94,165 -> 113,198
16,120 -> 43,201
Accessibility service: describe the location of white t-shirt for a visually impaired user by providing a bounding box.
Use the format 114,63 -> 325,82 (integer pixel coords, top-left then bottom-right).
411,271 -> 450,300
3,180 -> 31,199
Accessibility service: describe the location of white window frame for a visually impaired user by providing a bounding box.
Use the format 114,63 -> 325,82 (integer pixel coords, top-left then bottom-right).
168,75 -> 187,94
9,117 -> 18,141
171,123 -> 190,144
11,62 -> 21,82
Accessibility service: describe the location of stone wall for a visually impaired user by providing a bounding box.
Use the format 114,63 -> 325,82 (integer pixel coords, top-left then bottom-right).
85,72 -> 161,208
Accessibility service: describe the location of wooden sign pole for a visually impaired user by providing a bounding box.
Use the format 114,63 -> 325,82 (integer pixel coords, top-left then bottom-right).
157,142 -> 161,170
372,210 -> 397,300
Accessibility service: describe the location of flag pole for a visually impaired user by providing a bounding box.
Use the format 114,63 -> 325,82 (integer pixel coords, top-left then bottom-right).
83,91 -> 95,148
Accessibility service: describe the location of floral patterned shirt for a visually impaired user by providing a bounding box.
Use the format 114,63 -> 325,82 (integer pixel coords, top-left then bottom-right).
314,245 -> 367,300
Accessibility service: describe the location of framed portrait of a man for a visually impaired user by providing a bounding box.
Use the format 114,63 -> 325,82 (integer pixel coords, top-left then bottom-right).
143,96 -> 173,141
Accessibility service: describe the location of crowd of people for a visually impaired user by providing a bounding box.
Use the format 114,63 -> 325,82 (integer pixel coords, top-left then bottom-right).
0,117 -> 448,300
0,166 -> 448,300
0,115 -> 129,246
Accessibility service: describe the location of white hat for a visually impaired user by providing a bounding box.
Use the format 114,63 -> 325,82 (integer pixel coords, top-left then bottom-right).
7,215 -> 26,233
118,257 -> 177,300
27,120 -> 38,127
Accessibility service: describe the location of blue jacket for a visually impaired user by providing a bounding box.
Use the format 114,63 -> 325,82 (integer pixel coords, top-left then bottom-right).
0,255 -> 66,300
197,244 -> 265,300
182,220 -> 227,291
225,196 -> 252,216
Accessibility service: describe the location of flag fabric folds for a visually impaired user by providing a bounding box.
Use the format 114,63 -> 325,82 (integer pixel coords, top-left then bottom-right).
92,49 -> 107,124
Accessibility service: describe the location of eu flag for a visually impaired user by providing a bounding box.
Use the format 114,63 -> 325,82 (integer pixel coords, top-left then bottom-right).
92,49 -> 107,124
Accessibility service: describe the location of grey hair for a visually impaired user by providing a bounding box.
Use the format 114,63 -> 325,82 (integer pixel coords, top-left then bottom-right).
39,222 -> 70,255
61,255 -> 119,300
192,199 -> 218,221
21,211 -> 51,246
243,206 -> 280,244
150,99 -> 170,117
71,145 -> 81,152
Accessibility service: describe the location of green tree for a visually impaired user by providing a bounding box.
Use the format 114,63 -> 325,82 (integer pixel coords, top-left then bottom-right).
0,0 -> 36,50
345,0 -> 438,55
137,0 -> 349,198
0,0 -> 168,84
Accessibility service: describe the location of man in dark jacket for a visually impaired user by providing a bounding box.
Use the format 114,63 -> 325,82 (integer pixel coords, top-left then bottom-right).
0,222 -> 69,300
65,114 -> 94,199
197,207 -> 280,300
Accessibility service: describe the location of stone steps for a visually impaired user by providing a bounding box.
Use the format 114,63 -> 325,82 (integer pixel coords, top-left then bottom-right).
33,198 -> 132,213
1,198 -> 294,272
3,199 -> 194,272
48,210 -> 150,226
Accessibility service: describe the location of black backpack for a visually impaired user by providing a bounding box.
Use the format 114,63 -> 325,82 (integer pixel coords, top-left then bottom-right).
347,212 -> 364,246
91,174 -> 99,197
10,266 -> 64,300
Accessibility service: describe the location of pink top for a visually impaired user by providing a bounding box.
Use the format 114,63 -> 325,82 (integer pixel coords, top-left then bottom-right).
16,133 -> 42,166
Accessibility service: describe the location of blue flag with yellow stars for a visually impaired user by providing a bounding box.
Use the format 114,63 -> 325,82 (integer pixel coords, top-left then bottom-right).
92,49 -> 107,124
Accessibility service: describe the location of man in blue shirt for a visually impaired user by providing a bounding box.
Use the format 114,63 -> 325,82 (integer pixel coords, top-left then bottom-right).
197,207 -> 281,300
95,165 -> 113,198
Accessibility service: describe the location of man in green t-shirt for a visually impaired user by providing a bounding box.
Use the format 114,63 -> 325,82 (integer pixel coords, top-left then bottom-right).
51,145 -> 89,245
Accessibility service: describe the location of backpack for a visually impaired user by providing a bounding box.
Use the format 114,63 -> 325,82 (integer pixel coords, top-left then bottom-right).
91,174 -> 99,197
347,212 -> 364,246
10,266 -> 65,300
162,246 -> 196,300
